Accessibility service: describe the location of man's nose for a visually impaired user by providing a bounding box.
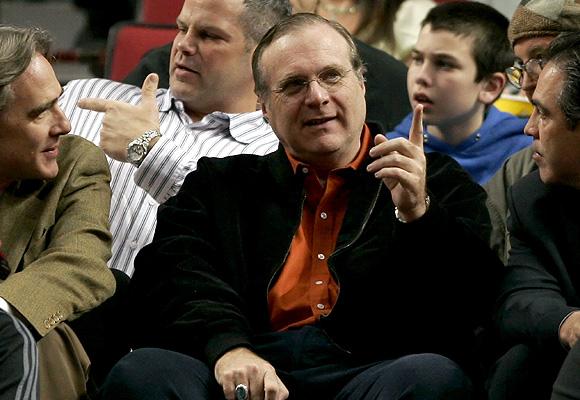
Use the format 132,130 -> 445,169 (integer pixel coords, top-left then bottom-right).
304,80 -> 330,106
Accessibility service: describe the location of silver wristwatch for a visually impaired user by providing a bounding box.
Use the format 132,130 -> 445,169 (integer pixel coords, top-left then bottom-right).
127,129 -> 161,167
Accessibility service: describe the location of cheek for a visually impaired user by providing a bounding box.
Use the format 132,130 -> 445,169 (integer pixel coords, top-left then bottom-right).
406,69 -> 416,88
169,39 -> 180,64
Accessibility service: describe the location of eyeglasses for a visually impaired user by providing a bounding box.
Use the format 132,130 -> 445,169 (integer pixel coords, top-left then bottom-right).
271,67 -> 353,101
505,57 -> 546,89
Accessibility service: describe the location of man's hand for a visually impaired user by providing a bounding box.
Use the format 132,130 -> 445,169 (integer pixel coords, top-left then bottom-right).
560,311 -> 580,349
214,347 -> 289,400
77,73 -> 161,162
367,104 -> 428,222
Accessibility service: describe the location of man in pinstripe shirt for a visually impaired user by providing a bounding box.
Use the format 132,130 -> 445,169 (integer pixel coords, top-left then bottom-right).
60,0 -> 292,276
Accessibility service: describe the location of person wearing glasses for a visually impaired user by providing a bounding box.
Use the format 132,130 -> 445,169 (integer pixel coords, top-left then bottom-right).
488,31 -> 580,400
387,2 -> 531,186
99,13 -> 502,400
485,0 -> 580,265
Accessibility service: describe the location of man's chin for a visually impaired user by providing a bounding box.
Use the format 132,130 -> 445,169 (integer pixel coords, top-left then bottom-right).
37,163 -> 59,181
538,167 -> 558,186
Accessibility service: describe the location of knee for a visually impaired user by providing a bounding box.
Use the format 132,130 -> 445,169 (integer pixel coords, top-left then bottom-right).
99,348 -> 167,398
99,348 -> 210,399
397,353 -> 472,398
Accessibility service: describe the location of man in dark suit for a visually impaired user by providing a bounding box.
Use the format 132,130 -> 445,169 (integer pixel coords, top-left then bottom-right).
123,38 -> 411,132
493,32 -> 580,400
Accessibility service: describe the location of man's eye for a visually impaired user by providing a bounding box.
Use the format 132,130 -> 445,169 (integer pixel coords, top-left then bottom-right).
282,80 -> 307,95
436,60 -> 455,69
200,31 -> 220,40
410,54 -> 423,64
320,70 -> 343,84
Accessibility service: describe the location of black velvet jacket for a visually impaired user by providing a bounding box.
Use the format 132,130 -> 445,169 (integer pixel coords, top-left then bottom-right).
129,127 -> 502,373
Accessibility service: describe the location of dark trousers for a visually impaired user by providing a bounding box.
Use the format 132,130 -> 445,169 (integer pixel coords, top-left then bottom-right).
0,309 -> 38,400
68,269 -> 132,395
99,326 -> 472,400
487,343 -> 565,400
552,342 -> 580,400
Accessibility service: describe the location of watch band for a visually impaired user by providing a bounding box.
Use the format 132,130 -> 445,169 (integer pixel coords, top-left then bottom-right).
127,129 -> 161,167
394,195 -> 431,223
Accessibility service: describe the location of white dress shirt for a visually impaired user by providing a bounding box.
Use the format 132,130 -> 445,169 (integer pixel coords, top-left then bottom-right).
60,78 -> 279,276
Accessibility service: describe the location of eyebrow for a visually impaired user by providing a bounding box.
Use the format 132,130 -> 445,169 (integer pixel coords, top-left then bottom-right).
529,46 -> 547,58
522,45 -> 548,62
27,88 -> 63,118
278,64 -> 346,81
411,48 -> 457,62
531,98 -> 548,115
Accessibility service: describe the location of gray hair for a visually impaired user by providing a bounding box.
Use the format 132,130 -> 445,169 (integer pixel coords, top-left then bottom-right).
239,0 -> 292,48
0,25 -> 52,111
545,32 -> 580,130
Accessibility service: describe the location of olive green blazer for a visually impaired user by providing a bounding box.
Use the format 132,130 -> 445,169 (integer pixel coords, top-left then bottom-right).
0,135 -> 115,337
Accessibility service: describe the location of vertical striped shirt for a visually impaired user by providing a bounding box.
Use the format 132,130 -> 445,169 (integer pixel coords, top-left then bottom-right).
60,78 -> 279,276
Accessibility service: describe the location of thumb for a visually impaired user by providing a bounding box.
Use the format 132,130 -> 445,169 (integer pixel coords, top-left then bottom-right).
409,104 -> 424,149
140,73 -> 159,110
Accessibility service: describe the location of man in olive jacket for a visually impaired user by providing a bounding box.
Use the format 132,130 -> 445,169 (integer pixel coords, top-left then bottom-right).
0,26 -> 115,399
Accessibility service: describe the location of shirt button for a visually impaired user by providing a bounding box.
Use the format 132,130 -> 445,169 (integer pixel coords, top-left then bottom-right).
314,280 -> 323,285
129,240 -> 138,249
316,304 -> 325,310
317,253 -> 325,260
320,212 -> 328,220
302,167 -> 309,174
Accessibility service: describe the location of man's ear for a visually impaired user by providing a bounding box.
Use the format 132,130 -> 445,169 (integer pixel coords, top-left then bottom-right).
478,72 -> 507,105
260,98 -> 270,124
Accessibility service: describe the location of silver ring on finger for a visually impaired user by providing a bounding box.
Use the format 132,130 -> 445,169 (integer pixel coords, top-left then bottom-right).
235,383 -> 249,400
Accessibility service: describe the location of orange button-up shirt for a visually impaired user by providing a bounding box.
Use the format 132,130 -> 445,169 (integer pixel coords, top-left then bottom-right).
268,126 -> 372,331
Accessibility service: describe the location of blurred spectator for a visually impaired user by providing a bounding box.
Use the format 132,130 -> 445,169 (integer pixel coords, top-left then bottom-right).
477,0 -> 520,18
73,0 -> 137,75
291,0 -> 436,62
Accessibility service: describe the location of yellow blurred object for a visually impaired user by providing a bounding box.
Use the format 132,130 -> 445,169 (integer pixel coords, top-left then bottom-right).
494,93 -> 534,117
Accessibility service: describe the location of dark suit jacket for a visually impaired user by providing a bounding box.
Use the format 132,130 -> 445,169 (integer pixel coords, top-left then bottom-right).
123,39 -> 411,131
496,170 -> 580,352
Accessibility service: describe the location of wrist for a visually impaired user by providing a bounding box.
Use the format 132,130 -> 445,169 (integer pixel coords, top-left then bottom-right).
126,129 -> 161,167
395,195 -> 430,223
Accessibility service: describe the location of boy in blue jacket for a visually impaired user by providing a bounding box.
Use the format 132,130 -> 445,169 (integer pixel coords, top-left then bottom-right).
387,2 -> 531,185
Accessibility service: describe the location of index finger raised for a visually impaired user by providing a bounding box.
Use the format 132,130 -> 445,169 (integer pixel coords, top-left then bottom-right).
409,104 -> 424,149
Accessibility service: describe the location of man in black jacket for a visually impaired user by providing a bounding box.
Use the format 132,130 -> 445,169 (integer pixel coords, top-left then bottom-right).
492,32 -> 580,400
101,13 -> 501,400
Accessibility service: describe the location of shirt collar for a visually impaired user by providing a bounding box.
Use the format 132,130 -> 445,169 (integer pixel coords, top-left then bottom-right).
164,89 -> 271,144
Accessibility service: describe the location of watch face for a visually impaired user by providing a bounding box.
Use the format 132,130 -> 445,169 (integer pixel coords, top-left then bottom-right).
128,143 -> 146,163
